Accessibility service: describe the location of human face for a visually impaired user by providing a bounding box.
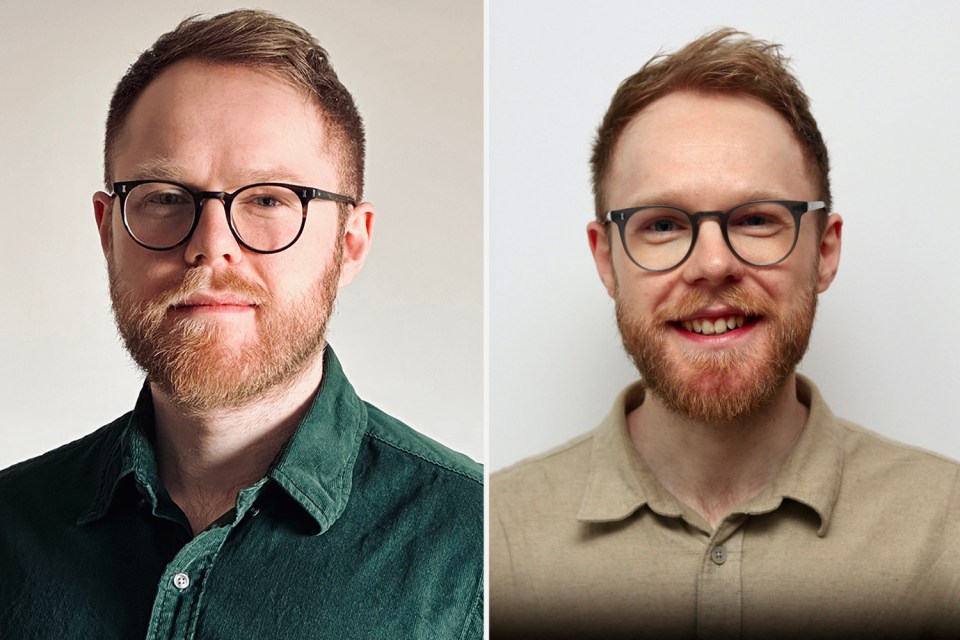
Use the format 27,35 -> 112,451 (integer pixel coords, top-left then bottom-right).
588,91 -> 841,423
93,60 -> 373,410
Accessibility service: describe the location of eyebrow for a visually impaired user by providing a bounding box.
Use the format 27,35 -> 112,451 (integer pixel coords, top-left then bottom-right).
617,188 -> 795,210
128,158 -> 186,182
125,160 -> 308,187
237,168 -> 306,184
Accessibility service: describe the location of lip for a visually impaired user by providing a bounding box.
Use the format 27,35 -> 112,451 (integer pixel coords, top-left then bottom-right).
669,317 -> 760,344
674,305 -> 750,323
170,292 -> 258,314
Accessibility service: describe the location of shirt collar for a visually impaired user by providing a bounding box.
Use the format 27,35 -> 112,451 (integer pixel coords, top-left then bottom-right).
267,346 -> 367,533
747,375 -> 843,536
77,388 -> 160,525
80,346 -> 367,534
577,375 -> 843,536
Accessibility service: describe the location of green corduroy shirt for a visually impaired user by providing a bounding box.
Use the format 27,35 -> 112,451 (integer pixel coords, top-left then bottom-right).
0,347 -> 483,639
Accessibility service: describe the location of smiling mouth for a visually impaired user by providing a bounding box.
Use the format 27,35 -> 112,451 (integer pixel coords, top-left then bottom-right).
675,315 -> 758,336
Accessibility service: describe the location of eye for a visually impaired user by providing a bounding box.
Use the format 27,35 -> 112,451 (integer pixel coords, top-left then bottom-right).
739,214 -> 771,227
251,195 -> 281,207
648,219 -> 678,233
728,203 -> 793,238
624,208 -> 689,240
147,190 -> 190,206
238,187 -> 300,210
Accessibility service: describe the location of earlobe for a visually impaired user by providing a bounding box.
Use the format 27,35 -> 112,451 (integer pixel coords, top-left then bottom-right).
816,213 -> 843,293
587,221 -> 617,299
93,192 -> 114,257
337,201 -> 374,289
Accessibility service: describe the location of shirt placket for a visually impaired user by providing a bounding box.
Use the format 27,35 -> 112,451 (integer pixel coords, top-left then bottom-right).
145,523 -> 232,640
696,515 -> 746,640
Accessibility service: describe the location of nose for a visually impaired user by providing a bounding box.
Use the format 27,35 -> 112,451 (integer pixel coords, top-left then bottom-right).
680,218 -> 744,285
183,197 -> 243,266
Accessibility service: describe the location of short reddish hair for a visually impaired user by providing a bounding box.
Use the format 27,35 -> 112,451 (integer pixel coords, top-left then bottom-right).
590,28 -> 830,226
103,9 -> 365,200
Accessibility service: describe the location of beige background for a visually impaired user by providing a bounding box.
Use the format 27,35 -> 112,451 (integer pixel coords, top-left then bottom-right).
0,0 -> 483,467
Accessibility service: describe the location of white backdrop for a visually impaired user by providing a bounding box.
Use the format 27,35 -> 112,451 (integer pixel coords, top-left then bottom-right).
0,0 -> 483,468
490,1 -> 960,470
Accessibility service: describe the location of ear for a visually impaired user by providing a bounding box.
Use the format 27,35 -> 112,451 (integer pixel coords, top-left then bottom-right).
587,221 -> 617,299
816,212 -> 843,293
93,191 -> 114,257
337,201 -> 374,289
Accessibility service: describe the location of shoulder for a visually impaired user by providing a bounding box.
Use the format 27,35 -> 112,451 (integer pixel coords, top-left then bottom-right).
490,429 -> 596,526
353,401 -> 483,572
492,382 -> 643,505
825,417 -> 960,598
352,402 -> 483,581
0,415 -> 129,527
0,416 -> 128,500
361,401 -> 482,484
492,429 -> 595,492
834,417 -> 960,491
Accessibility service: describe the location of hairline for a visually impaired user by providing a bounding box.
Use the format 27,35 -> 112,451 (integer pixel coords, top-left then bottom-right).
596,87 -> 829,237
105,59 -> 354,193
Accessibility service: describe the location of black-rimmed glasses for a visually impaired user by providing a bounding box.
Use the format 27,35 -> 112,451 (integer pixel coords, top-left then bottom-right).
112,180 -> 356,254
605,200 -> 826,272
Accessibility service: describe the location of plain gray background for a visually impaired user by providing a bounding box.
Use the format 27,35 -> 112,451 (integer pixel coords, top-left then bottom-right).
490,1 -> 960,470
0,0 -> 482,468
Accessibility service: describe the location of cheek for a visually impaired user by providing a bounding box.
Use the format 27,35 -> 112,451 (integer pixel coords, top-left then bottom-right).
752,262 -> 818,315
109,242 -> 182,299
614,268 -> 675,317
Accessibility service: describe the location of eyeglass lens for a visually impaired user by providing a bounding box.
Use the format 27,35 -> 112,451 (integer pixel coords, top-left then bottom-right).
621,202 -> 798,270
122,182 -> 305,252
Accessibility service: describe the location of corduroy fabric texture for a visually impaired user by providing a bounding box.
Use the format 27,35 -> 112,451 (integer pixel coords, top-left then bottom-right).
0,347 -> 483,639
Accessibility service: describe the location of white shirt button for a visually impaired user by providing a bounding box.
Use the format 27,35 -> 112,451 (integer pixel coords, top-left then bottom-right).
172,572 -> 191,590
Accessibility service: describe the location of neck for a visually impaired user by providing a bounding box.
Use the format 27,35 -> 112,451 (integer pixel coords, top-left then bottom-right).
627,373 -> 807,530
151,350 -> 326,536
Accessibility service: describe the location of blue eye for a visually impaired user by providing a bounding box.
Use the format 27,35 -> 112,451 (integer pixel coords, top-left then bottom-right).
252,195 -> 281,207
649,219 -> 677,232
148,191 -> 190,206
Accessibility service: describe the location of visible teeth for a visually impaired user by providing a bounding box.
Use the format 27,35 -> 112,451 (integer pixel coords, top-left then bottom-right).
681,315 -> 747,335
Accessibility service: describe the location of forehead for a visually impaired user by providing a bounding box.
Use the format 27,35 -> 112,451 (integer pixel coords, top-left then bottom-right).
606,91 -> 815,208
111,60 -> 336,187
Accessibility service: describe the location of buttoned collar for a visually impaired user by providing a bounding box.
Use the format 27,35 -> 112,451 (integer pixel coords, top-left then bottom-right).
79,346 -> 367,534
577,375 -> 843,536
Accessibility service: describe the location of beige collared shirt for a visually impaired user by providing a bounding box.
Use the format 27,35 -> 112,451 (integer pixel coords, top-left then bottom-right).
490,376 -> 960,639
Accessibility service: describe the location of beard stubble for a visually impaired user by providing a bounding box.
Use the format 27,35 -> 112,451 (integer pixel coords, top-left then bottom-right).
108,243 -> 343,413
616,275 -> 818,424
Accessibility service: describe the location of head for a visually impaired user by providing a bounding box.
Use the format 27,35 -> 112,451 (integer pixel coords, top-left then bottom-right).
93,10 -> 374,412
591,28 -> 830,225
586,29 -> 842,423
103,9 -> 365,200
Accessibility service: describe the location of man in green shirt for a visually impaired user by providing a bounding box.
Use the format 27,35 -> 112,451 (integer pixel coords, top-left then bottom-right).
0,10 -> 482,638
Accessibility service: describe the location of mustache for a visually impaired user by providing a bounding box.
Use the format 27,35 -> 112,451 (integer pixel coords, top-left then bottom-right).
651,286 -> 778,325
154,268 -> 270,309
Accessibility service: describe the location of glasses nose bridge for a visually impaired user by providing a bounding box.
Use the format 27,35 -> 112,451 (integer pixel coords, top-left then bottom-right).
195,190 -> 232,215
690,209 -> 729,243
687,209 -> 737,263
692,210 -> 726,230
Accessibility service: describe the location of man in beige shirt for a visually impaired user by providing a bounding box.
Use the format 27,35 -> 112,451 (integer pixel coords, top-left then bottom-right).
490,29 -> 960,639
